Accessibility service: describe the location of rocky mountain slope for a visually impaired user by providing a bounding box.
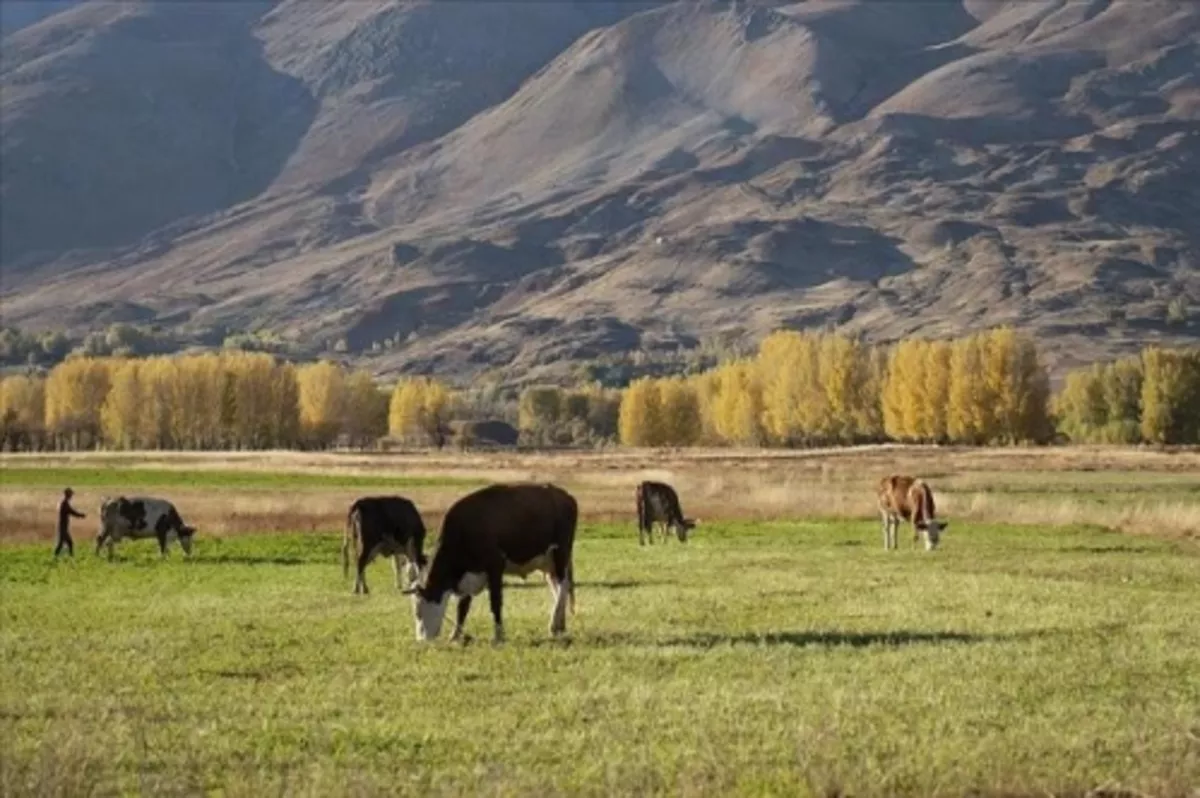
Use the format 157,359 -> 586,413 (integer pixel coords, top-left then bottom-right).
2,0 -> 1198,382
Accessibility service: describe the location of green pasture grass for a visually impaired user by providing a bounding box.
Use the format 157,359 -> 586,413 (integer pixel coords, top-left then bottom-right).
0,466 -> 483,491
1,521 -> 1198,797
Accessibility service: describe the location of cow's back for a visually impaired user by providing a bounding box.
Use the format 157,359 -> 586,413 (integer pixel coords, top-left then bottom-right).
640,481 -> 683,523
441,483 -> 576,568
353,497 -> 424,536
878,476 -> 917,517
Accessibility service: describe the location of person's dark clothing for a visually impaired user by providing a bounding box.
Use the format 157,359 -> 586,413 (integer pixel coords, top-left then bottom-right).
55,498 -> 84,557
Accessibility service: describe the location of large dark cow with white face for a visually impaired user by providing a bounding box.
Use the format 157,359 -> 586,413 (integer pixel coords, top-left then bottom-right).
878,475 -> 947,551
635,480 -> 696,545
404,483 -> 577,645
342,496 -> 428,595
96,496 -> 196,559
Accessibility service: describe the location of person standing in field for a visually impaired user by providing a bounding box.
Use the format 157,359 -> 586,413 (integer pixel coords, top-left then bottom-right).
55,487 -> 85,558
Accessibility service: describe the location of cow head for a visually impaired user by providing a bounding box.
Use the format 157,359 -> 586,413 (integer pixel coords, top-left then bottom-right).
920,519 -> 947,551
178,525 -> 197,555
672,517 -> 697,542
403,583 -> 449,641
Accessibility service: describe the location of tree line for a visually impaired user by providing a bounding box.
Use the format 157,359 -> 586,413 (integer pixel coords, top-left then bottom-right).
1,329 -> 1198,451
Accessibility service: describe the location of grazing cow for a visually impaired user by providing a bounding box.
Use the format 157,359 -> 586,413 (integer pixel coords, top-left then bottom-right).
342,496 -> 429,595
877,476 -> 947,551
635,480 -> 696,545
404,483 -> 577,645
96,496 -> 196,559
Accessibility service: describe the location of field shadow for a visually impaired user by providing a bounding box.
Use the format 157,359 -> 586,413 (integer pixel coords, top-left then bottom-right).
1060,545 -> 1156,555
656,628 -> 1049,649
190,555 -> 312,567
502,579 -> 666,591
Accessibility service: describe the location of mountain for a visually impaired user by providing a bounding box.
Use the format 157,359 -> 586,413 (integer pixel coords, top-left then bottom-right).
2,0 -> 1198,383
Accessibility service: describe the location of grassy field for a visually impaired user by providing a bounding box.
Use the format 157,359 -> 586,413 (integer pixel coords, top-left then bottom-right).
1,448 -> 1199,796
2,521 -> 1198,797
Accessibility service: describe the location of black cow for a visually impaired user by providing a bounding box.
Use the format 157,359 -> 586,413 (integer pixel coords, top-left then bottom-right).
635,480 -> 696,545
342,496 -> 429,594
404,483 -> 577,644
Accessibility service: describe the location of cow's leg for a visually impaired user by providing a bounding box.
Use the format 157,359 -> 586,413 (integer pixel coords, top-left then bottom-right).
404,540 -> 421,585
486,571 -> 505,645
156,529 -> 169,559
355,549 -> 373,595
392,553 -> 406,589
449,596 -> 472,643
881,511 -> 891,549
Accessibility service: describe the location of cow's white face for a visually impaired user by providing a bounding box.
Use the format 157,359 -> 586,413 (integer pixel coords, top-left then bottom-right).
923,520 -> 946,550
411,593 -> 448,641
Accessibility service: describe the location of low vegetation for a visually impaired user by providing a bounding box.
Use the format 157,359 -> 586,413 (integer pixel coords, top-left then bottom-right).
1,519 -> 1197,797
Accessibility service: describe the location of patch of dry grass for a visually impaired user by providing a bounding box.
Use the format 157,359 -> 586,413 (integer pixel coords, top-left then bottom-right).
2,445 -> 1198,543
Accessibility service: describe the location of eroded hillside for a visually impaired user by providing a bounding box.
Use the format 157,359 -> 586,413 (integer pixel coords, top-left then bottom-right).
2,0 -> 1198,382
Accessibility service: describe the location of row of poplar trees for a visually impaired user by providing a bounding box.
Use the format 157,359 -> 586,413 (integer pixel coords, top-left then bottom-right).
0,352 -> 449,451
618,328 -> 1056,447
2,330 -> 1198,451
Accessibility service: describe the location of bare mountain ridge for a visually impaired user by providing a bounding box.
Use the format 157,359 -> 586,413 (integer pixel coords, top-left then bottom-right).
1,0 -> 1198,383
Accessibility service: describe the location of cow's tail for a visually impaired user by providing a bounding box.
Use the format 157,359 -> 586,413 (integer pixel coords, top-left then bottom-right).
568,559 -> 576,615
635,483 -> 645,535
342,506 -> 359,580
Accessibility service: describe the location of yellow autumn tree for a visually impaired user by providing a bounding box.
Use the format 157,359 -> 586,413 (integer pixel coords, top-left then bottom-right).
757,330 -> 831,445
0,374 -> 46,450
1053,364 -> 1107,442
618,377 -> 663,447
981,327 -> 1051,444
658,377 -> 701,446
1140,346 -> 1200,444
100,358 -> 144,450
711,360 -> 765,446
44,356 -> 112,449
225,352 -> 286,449
270,360 -> 301,448
170,354 -> 225,449
947,333 -> 994,444
882,340 -> 919,441
343,370 -> 389,448
389,377 -> 452,446
297,360 -> 347,448
689,370 -> 723,445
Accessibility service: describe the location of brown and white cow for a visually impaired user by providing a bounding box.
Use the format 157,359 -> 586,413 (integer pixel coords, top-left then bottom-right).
96,496 -> 196,559
404,483 -> 578,645
877,476 -> 947,551
342,496 -> 429,595
635,480 -> 696,544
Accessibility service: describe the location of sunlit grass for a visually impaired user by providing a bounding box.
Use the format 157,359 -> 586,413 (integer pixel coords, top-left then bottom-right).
2,521 -> 1197,797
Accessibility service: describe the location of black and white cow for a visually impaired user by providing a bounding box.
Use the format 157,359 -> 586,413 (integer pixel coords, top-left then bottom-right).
342,496 -> 429,594
635,480 -> 696,544
96,496 -> 196,559
404,483 -> 577,645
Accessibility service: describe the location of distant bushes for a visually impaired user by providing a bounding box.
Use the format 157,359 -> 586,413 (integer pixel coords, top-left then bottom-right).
1055,346 -> 1200,445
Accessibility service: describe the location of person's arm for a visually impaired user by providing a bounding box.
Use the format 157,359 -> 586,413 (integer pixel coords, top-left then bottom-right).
69,503 -> 86,519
